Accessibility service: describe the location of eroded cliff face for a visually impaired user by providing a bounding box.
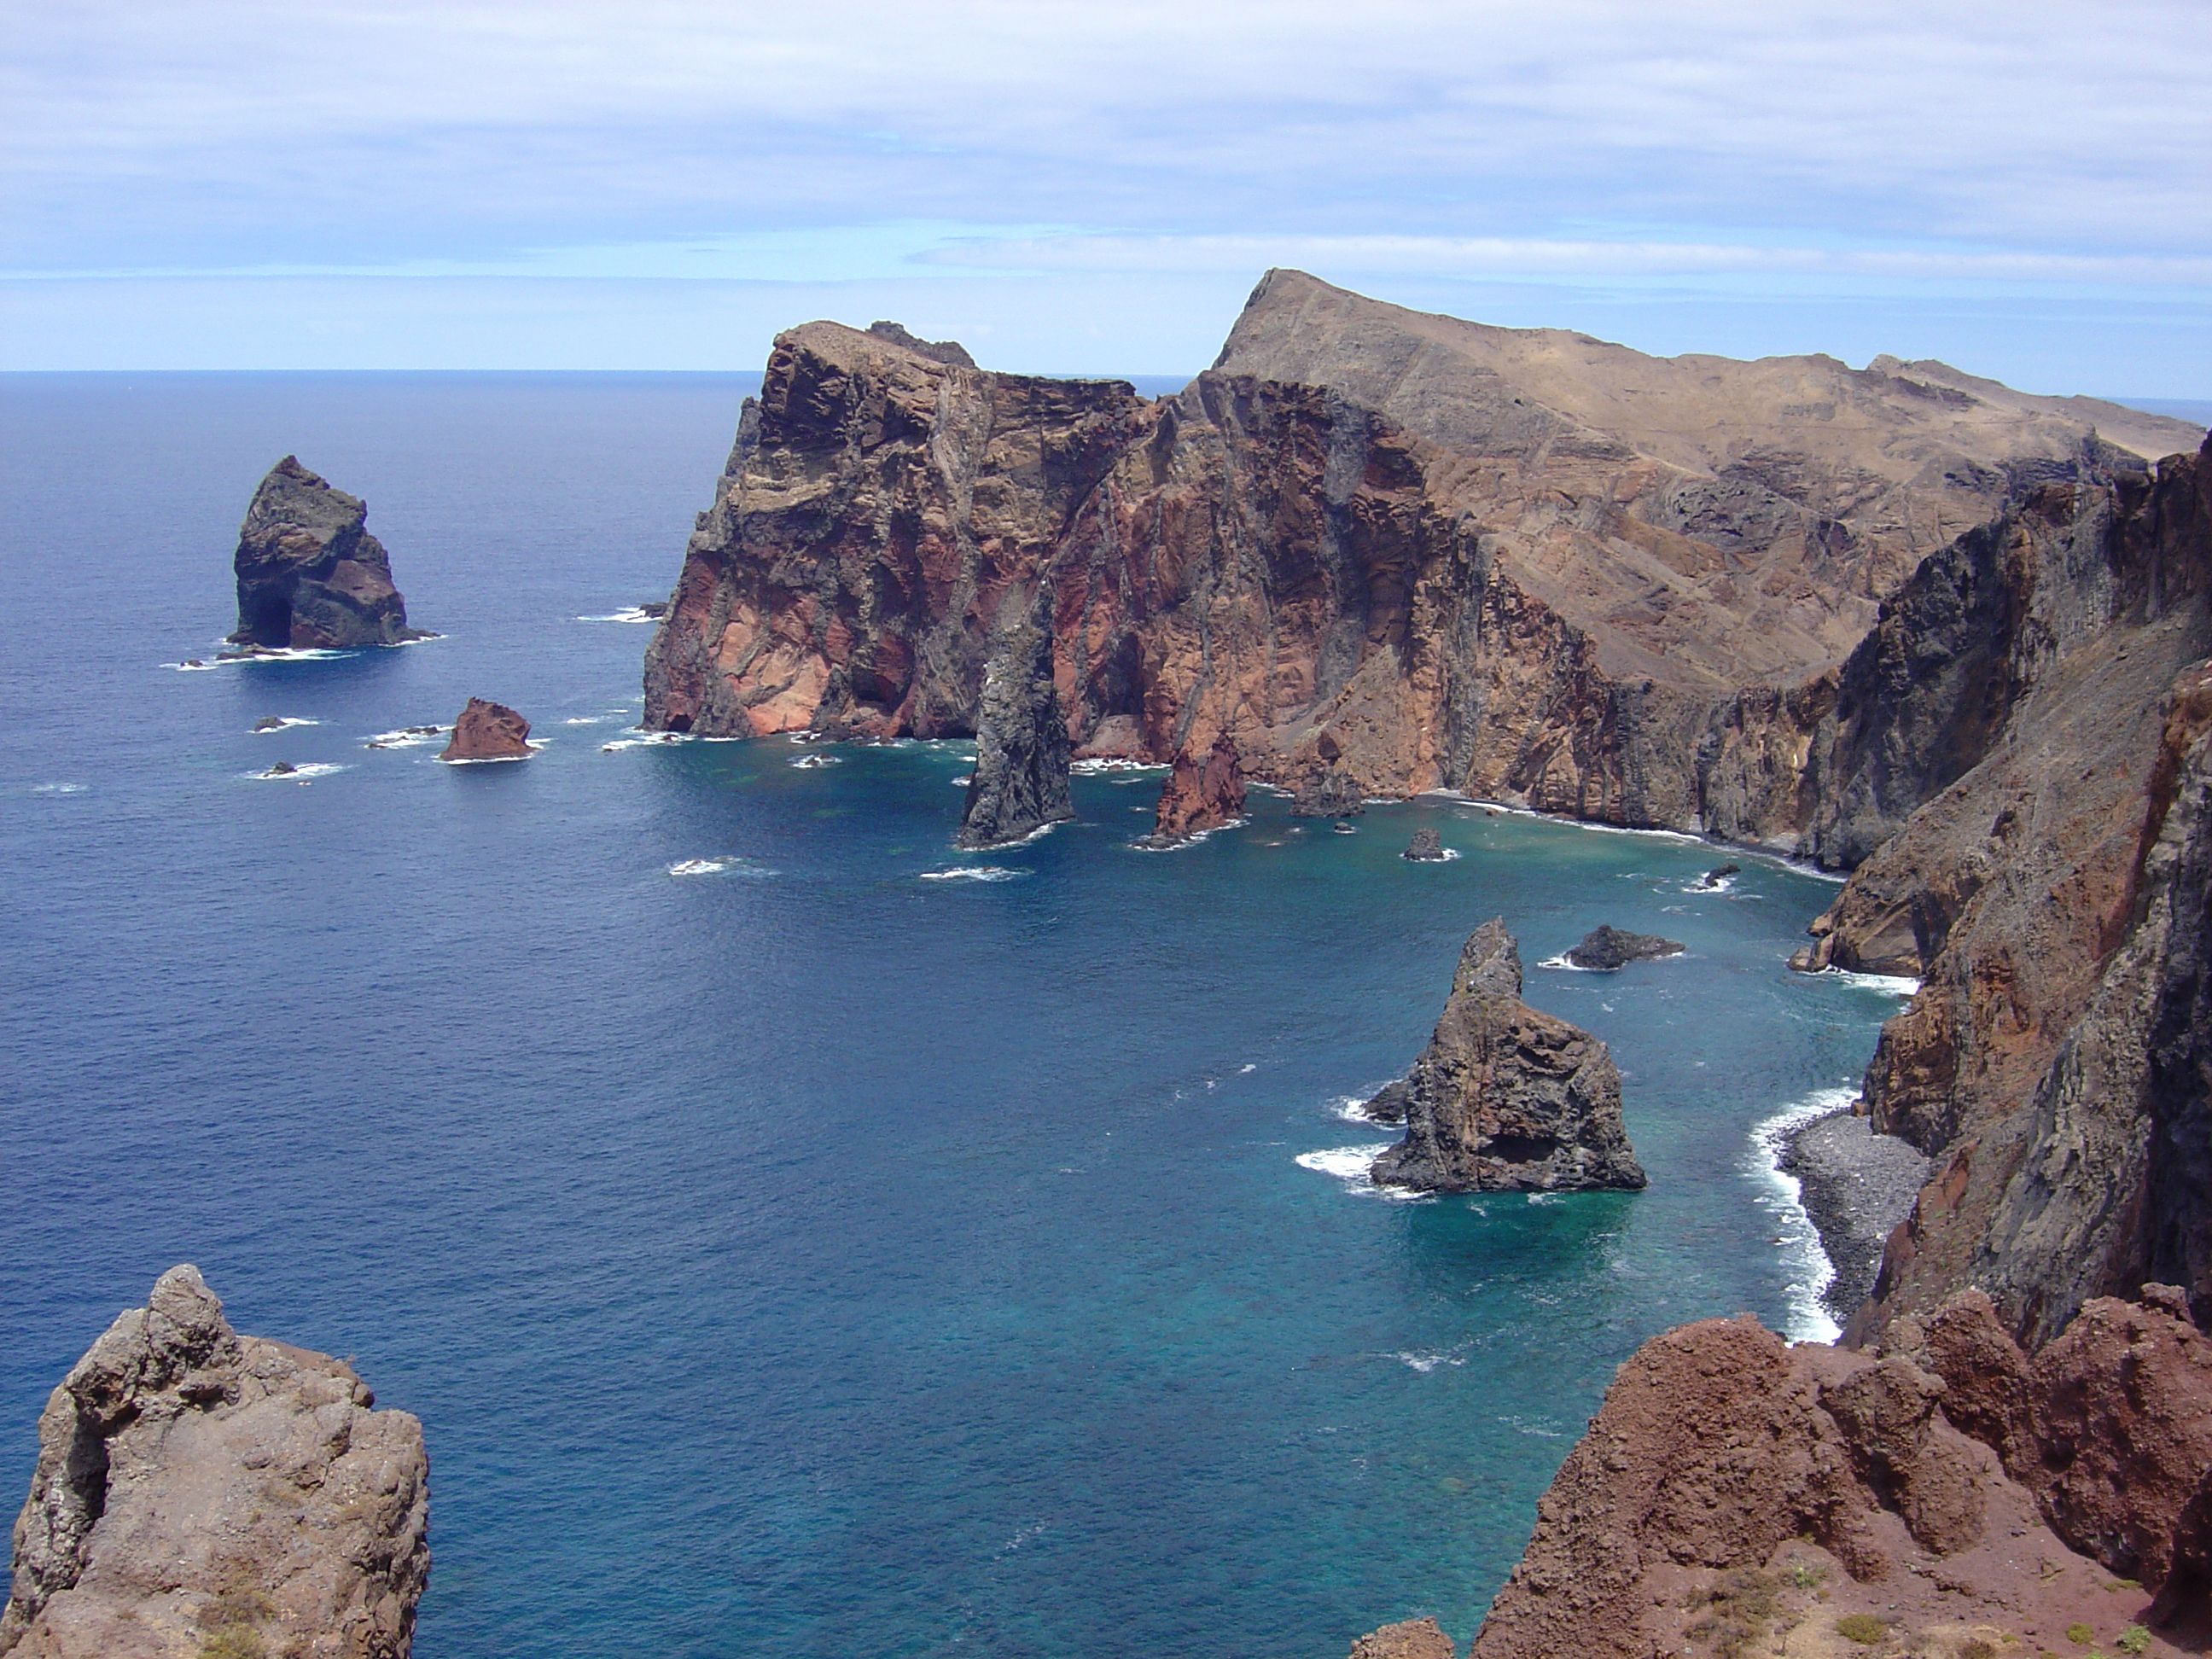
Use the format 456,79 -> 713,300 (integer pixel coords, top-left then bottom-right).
0,1266 -> 428,1659
645,276 -> 2196,859
1814,443 -> 2212,1346
232,457 -> 422,650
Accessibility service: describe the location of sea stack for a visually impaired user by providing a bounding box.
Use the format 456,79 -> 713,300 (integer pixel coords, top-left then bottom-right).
1140,734 -> 1245,846
1367,918 -> 1645,1193
1403,828 -> 1448,861
956,609 -> 1073,849
439,698 -> 533,762
0,1266 -> 428,1659
1564,925 -> 1685,970
230,457 -> 423,649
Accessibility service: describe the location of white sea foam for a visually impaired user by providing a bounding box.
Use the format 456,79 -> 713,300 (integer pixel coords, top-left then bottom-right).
250,717 -> 319,733
576,607 -> 661,624
948,773 -> 974,786
1683,874 -> 1738,894
1331,1092 -> 1388,1125
1809,968 -> 1922,998
1237,1062 -> 1255,1074
1394,1346 -> 1471,1373
31,782 -> 87,795
364,726 -> 448,749
1744,1085 -> 1861,1343
1525,1191 -> 1563,1206
1070,757 -> 1167,775
667,858 -> 775,878
600,731 -> 688,752
963,819 -> 1062,850
439,742 -> 544,765
246,762 -> 346,781
790,754 -> 841,769
918,866 -> 1022,882
563,716 -> 607,726
1295,1143 -> 1430,1202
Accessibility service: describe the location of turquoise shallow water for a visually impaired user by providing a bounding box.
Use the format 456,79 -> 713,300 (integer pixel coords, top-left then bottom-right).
0,373 -> 1901,1657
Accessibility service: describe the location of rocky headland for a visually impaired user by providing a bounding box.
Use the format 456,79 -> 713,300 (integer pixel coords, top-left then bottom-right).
631,273 -> 2212,1657
230,457 -> 426,650
641,271 -> 2197,856
0,1266 -> 428,1659
1563,924 -> 1685,971
439,698 -> 533,763
1365,919 -> 1646,1193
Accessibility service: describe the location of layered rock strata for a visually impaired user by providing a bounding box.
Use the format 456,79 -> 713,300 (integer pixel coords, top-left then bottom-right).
439,698 -> 533,762
1139,734 -> 1245,846
644,276 -> 2197,860
1365,919 -> 1645,1193
1563,925 -> 1683,971
231,457 -> 424,649
956,606 -> 1074,848
1452,1290 -> 2209,1659
0,1266 -> 428,1659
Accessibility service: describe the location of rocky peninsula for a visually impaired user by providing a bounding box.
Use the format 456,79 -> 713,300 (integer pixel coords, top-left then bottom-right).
0,1266 -> 428,1659
1365,919 -> 1645,1194
230,457 -> 427,650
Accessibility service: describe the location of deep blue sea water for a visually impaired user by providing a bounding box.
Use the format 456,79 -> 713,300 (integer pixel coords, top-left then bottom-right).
0,372 -> 1905,1659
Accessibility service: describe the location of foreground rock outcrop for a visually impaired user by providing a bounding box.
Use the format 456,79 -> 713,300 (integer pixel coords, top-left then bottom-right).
1452,1289 -> 2210,1659
231,457 -> 425,650
0,1266 -> 428,1659
1366,920 -> 1645,1193
956,605 -> 1074,848
1140,735 -> 1245,846
439,698 -> 533,762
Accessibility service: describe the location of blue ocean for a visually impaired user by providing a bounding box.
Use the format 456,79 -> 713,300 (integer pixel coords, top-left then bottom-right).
0,372 -> 1905,1658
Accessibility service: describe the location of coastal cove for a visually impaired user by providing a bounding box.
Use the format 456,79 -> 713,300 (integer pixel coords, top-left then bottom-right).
0,373 -> 1903,1658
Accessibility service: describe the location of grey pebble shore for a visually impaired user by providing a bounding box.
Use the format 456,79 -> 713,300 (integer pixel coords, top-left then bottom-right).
1779,1108 -> 1930,1324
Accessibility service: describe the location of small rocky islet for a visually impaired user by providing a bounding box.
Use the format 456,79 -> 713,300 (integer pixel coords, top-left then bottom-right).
25,271 -> 2210,1656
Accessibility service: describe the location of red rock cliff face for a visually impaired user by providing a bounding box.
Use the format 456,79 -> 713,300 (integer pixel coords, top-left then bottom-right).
646,277 -> 2195,854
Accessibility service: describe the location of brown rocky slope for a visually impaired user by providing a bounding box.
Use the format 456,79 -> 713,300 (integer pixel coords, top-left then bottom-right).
0,1266 -> 428,1659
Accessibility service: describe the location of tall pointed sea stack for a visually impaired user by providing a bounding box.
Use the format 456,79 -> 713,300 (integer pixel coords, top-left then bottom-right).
957,606 -> 1074,849
230,456 -> 423,649
1368,919 -> 1645,1193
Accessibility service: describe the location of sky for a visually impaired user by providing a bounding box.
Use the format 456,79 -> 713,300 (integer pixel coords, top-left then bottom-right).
3,0 -> 2209,390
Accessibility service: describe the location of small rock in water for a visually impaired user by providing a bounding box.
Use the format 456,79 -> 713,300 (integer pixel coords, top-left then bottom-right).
1698,862 -> 1741,887
638,600 -> 670,620
1403,827 -> 1448,861
265,760 -> 297,776
440,698 -> 533,762
253,715 -> 286,731
1565,925 -> 1685,971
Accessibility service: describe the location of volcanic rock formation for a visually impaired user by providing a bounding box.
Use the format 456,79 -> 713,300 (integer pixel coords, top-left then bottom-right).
1564,924 -> 1684,970
1453,1289 -> 2210,1659
1402,829 -> 1449,862
0,1266 -> 428,1659
1365,919 -> 1645,1193
1140,734 -> 1245,846
956,605 -> 1074,849
230,457 -> 424,649
439,698 -> 533,762
643,272 -> 2198,853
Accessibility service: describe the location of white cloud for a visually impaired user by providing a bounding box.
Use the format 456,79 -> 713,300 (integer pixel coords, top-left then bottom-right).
6,0 -> 2210,267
